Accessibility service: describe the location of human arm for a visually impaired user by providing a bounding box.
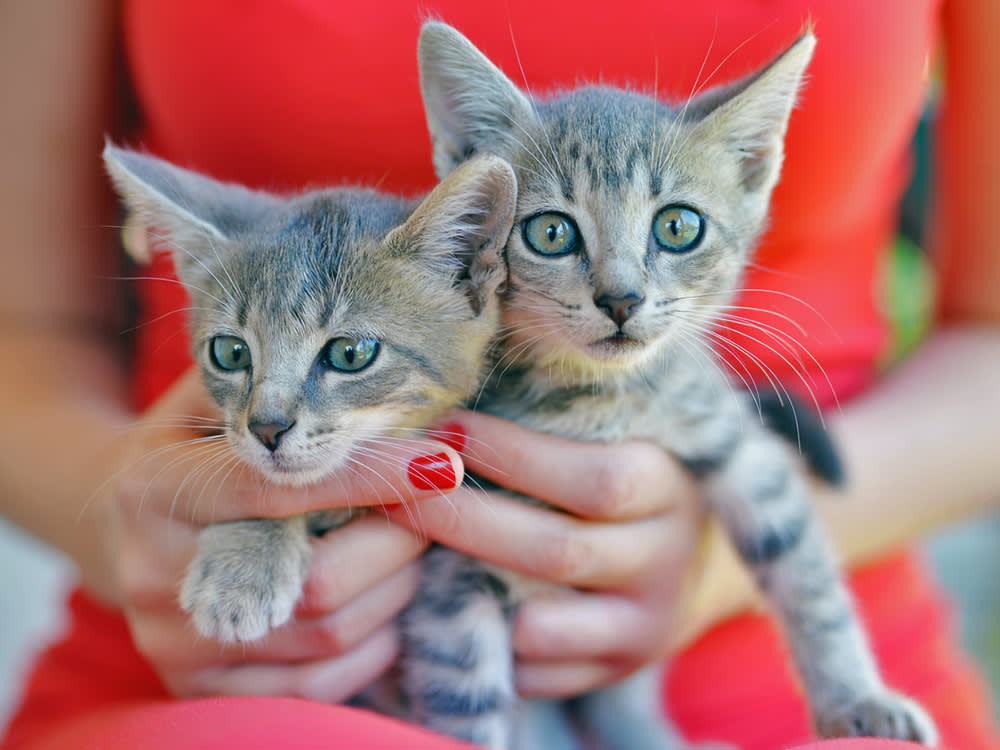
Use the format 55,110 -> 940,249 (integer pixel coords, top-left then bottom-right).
677,0 -> 1000,643
0,0 -> 460,701
0,0 -> 125,600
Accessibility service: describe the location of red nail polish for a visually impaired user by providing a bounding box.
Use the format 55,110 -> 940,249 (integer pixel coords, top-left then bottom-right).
429,422 -> 467,453
407,452 -> 457,491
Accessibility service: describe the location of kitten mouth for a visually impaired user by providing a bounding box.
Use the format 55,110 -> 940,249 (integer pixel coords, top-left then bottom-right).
252,451 -> 334,486
589,333 -> 644,358
260,459 -> 332,486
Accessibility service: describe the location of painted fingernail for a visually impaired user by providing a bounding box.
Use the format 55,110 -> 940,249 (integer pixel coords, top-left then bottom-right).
407,452 -> 457,491
428,422 -> 467,453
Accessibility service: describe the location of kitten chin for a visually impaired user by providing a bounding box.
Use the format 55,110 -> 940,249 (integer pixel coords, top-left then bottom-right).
249,459 -> 342,487
586,333 -> 648,361
511,323 -> 678,383
227,424 -> 364,486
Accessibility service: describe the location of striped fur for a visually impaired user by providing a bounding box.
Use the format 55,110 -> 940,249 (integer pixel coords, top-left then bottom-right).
414,21 -> 937,749
104,145 -> 517,643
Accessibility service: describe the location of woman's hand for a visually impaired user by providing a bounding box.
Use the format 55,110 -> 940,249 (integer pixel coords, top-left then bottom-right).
102,367 -> 463,702
382,408 -> 737,699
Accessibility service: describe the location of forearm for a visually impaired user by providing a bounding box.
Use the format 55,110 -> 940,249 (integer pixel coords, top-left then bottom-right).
0,324 -> 134,604
818,325 -> 1000,558
681,324 -> 1000,644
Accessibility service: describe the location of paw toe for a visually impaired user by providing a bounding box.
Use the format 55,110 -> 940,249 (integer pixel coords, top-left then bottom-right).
819,693 -> 938,746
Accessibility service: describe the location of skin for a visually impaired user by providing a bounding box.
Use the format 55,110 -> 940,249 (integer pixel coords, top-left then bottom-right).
1,0 -> 999,711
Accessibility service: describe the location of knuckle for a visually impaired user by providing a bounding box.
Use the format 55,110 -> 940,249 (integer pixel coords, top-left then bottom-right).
113,467 -> 155,520
309,616 -> 350,656
299,562 -> 344,613
499,432 -> 533,467
116,558 -> 145,605
116,545 -> 160,607
416,493 -> 468,540
590,453 -> 640,518
120,568 -> 177,614
535,527 -> 591,582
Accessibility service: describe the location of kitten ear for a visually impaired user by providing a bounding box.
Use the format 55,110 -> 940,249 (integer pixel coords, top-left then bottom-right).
689,30 -> 816,196
102,142 -> 280,276
391,154 -> 517,314
418,21 -> 537,177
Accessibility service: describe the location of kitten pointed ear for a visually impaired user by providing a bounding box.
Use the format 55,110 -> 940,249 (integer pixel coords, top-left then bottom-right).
102,143 -> 280,274
690,30 -> 816,196
418,21 -> 537,177
392,154 -> 517,314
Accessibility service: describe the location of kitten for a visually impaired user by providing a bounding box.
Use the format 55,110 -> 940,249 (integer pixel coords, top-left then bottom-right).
411,21 -> 938,749
103,143 -> 516,643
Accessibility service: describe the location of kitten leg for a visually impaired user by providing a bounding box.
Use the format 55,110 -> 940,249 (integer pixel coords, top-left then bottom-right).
180,514 -> 311,642
704,429 -> 938,745
402,546 -> 518,749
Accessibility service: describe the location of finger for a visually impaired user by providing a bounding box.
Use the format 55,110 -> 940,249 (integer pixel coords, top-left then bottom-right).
131,538 -> 422,669
115,520 -> 197,611
512,593 -> 666,663
175,623 -> 400,703
245,560 -> 421,664
432,410 -> 693,521
383,489 -> 694,590
132,437 -> 463,525
514,660 -> 624,700
297,515 -> 427,616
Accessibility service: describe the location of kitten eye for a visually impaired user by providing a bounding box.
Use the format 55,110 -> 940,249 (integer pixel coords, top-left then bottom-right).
522,212 -> 579,256
652,205 -> 704,253
209,336 -> 252,371
322,336 -> 380,372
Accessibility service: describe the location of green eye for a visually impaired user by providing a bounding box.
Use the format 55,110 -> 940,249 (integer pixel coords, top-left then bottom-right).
322,337 -> 379,372
652,205 -> 704,253
522,212 -> 579,256
209,335 -> 251,371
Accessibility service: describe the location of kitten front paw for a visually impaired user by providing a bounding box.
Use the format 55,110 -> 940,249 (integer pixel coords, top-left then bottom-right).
180,517 -> 311,643
816,692 -> 939,746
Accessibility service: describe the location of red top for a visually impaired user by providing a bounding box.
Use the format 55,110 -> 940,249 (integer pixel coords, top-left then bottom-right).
124,0 -> 938,410
7,3 -> 999,750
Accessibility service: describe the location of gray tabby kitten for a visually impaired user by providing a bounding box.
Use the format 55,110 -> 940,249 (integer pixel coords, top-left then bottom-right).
410,21 -> 939,749
103,143 -> 516,643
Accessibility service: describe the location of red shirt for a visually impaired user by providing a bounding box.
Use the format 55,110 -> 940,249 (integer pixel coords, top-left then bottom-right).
7,3 -> 999,750
124,0 -> 937,410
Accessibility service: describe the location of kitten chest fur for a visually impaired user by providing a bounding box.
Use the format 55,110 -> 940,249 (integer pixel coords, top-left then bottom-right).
480,342 -> 741,465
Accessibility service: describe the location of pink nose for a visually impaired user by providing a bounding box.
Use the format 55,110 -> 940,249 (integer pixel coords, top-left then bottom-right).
249,419 -> 295,452
594,292 -> 644,327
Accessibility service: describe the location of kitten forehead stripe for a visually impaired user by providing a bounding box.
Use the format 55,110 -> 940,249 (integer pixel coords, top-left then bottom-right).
392,342 -> 450,387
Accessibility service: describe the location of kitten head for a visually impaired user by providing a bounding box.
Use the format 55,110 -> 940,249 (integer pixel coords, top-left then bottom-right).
104,144 -> 516,484
419,22 -> 814,379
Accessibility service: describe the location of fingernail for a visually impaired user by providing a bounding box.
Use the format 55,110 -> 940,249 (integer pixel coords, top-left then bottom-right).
407,452 -> 457,491
428,421 -> 467,453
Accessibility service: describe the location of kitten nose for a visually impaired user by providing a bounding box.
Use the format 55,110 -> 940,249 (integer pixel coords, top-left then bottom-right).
594,292 -> 644,328
249,419 -> 295,452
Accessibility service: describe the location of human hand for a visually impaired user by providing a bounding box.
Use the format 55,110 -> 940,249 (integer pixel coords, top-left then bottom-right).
381,408 -> 723,699
100,367 -> 463,701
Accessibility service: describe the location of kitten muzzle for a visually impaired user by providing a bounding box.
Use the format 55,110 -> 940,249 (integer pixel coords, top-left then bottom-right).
249,419 -> 296,452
